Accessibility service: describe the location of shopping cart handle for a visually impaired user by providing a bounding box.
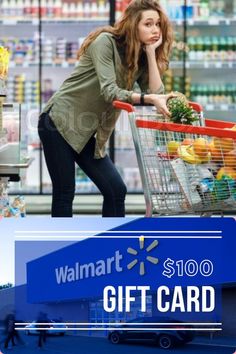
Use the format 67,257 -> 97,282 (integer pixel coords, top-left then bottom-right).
189,101 -> 203,113
113,100 -> 203,113
113,101 -> 135,112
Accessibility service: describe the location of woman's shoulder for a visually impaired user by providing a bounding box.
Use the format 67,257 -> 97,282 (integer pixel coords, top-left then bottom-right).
88,32 -> 117,55
92,32 -> 116,45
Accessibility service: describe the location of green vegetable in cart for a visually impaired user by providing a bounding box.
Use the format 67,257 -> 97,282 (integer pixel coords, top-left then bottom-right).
167,92 -> 199,125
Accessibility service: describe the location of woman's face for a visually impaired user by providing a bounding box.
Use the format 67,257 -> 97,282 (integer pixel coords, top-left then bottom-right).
138,10 -> 161,45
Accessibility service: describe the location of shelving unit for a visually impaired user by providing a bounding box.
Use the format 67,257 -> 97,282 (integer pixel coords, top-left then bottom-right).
0,0 -> 110,193
186,13 -> 236,119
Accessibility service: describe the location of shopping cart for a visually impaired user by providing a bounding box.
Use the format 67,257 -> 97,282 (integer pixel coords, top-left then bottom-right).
113,100 -> 236,216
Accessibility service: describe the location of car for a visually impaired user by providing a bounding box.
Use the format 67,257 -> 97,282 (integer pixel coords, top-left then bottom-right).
108,316 -> 195,350
25,319 -> 67,336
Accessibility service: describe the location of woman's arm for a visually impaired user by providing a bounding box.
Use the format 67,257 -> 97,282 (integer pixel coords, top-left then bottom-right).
88,34 -> 134,103
89,34 -> 174,116
131,92 -> 175,117
145,34 -> 163,93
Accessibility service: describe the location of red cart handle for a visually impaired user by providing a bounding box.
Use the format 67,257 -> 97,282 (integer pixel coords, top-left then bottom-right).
113,100 -> 236,133
189,101 -> 203,113
113,100 -> 203,113
113,101 -> 135,112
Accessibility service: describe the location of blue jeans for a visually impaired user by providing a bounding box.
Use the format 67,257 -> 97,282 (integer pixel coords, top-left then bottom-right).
38,112 -> 127,217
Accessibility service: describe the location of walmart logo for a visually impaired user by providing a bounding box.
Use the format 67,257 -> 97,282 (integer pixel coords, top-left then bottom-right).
55,237 -> 159,284
127,237 -> 159,276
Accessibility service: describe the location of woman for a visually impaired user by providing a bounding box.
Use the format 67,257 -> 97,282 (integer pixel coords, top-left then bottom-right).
38,0 -> 174,217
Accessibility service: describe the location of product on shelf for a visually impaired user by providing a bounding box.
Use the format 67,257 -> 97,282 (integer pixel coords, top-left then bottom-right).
187,36 -> 236,61
0,46 -> 9,144
42,79 -> 55,103
190,83 -> 236,105
161,0 -> 235,20
0,187 -> 26,217
164,70 -> 191,97
0,182 -> 10,215
171,32 -> 187,61
115,0 -> 131,19
6,75 -> 40,104
0,0 -> 110,20
1,36 -> 81,65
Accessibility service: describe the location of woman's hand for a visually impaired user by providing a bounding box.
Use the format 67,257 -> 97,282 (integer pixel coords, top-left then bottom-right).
144,34 -> 163,55
148,92 -> 177,117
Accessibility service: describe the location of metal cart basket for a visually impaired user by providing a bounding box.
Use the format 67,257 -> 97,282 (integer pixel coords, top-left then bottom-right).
113,101 -> 236,216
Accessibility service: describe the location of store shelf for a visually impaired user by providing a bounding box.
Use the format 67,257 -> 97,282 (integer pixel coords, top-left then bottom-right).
188,18 -> 236,26
187,62 -> 236,69
171,61 -> 236,69
205,104 -> 236,112
0,19 -> 39,25
0,18 -> 108,26
173,18 -> 236,27
9,61 -> 76,68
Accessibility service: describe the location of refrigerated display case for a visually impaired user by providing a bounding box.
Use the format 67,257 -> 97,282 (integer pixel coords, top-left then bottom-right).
0,9 -> 41,193
0,0 -> 110,194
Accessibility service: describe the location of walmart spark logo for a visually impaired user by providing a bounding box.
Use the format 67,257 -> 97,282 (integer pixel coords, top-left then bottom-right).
127,236 -> 159,276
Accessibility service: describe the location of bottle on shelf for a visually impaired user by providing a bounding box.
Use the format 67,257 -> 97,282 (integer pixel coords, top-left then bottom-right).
75,0 -> 82,17
14,0 -> 24,17
47,0 -> 54,18
90,0 -> 98,18
7,0 -> 15,17
83,1 -> 91,18
0,0 -> 9,17
191,0 -> 200,19
115,0 -> 123,20
23,0 -> 32,17
40,0 -> 47,17
61,1 -> 69,18
31,0 -> 39,17
53,0 -> 62,18
234,0 -> 236,15
190,83 -> 236,106
68,2 -> 77,18
199,0 -> 210,19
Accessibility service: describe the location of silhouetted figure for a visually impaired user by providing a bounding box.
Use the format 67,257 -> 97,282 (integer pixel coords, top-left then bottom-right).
36,312 -> 49,348
3,314 -> 16,349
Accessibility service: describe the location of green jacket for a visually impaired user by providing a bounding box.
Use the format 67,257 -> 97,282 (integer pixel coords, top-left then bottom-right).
42,32 -> 164,158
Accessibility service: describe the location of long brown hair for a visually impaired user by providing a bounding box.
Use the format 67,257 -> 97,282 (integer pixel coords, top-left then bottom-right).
77,0 -> 173,89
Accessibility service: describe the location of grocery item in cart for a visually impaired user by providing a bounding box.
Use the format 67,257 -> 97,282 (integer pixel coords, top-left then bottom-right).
167,92 -> 199,124
177,144 -> 211,164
